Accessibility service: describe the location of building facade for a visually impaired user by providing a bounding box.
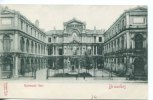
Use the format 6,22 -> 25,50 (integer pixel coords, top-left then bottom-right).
0,6 -> 148,79
103,7 -> 147,78
0,7 -> 47,79
46,18 -> 104,71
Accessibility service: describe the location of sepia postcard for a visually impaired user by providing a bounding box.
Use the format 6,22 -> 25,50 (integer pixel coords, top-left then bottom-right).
0,5 -> 148,99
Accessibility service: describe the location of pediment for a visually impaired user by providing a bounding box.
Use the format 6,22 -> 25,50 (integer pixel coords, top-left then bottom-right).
1,8 -> 14,14
64,18 -> 85,26
129,6 -> 147,12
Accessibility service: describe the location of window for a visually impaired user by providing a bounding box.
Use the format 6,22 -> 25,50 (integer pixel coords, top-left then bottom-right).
35,30 -> 36,37
31,41 -> 33,53
26,39 -> 29,52
2,18 -> 12,25
99,37 -> 102,42
21,21 -> 23,30
48,47 -> 52,55
59,49 -> 63,55
133,17 -> 145,24
48,37 -> 51,42
94,36 -> 96,43
135,34 -> 143,50
54,36 -> 56,42
3,35 -> 11,52
35,43 -> 37,53
31,27 -> 32,35
26,24 -> 28,32
38,44 -> 40,53
20,37 -> 25,52
72,32 -> 77,41
2,58 -> 11,71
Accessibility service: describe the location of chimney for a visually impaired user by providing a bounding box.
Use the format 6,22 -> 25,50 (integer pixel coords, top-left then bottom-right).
94,26 -> 96,33
35,20 -> 39,27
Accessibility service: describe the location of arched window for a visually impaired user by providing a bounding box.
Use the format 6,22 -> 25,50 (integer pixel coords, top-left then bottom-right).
3,35 -> 11,52
31,41 -> 33,53
26,39 -> 29,53
135,34 -> 143,50
20,37 -> 25,52
35,43 -> 37,53
72,32 -> 77,41
121,36 -> 124,49
38,44 -> 40,54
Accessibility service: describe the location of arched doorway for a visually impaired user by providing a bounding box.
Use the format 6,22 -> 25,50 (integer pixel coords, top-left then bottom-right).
20,59 -> 25,76
1,57 -> 13,78
20,37 -> 25,52
135,34 -> 143,50
134,57 -> 145,75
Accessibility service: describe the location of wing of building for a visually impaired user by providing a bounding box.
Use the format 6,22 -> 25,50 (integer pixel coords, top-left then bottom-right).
46,18 -> 104,72
0,6 -> 47,79
103,6 -> 147,79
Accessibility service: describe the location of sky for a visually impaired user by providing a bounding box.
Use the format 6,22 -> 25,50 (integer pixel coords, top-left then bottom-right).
3,5 -> 138,32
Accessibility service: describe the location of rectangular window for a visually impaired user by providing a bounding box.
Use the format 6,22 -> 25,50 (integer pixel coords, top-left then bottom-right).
94,36 -> 96,43
133,17 -> 145,24
31,28 -> 32,35
21,21 -> 23,30
48,38 -> 51,42
1,18 -> 12,25
35,30 -> 36,37
59,49 -> 63,55
99,37 -> 102,42
26,24 -> 28,32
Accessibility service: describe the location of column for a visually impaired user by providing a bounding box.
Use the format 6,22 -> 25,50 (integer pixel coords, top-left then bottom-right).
126,32 -> 130,49
53,45 -> 54,55
0,58 -> 2,78
33,43 -> 35,54
93,45 -> 94,55
40,45 -> 42,55
14,31 -> 19,52
29,40 -> 31,54
29,58 -> 32,72
24,38 -> 27,53
126,13 -> 130,28
45,46 -> 46,55
13,55 -> 19,79
132,39 -> 134,49
55,46 -> 57,55
53,61 -> 54,68
96,46 -> 97,55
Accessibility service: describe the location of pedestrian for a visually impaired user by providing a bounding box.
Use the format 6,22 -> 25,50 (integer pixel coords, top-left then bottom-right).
34,66 -> 37,79
126,67 -> 130,80
46,67 -> 49,79
126,65 -> 134,80
83,72 -> 86,80
76,74 -> 78,80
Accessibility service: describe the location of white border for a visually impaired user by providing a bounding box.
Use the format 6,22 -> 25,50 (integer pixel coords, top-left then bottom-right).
0,0 -> 152,99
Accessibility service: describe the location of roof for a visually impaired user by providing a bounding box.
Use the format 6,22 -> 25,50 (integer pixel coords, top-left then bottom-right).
46,29 -> 104,35
46,30 -> 63,35
127,6 -> 147,12
0,6 -> 46,35
86,29 -> 104,34
63,18 -> 86,26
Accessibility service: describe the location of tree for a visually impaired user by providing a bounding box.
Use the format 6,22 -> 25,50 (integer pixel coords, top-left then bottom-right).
84,50 -> 94,73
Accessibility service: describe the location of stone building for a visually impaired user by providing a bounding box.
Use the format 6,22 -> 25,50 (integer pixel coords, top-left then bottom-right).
0,7 -> 47,78
46,18 -> 104,71
0,6 -> 148,79
103,6 -> 147,78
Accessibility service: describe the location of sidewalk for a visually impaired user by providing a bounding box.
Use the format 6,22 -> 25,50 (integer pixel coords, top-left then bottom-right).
36,68 -> 47,80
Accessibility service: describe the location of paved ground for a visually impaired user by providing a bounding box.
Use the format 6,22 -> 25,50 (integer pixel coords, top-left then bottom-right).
15,68 -> 147,83
35,68 -> 123,80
